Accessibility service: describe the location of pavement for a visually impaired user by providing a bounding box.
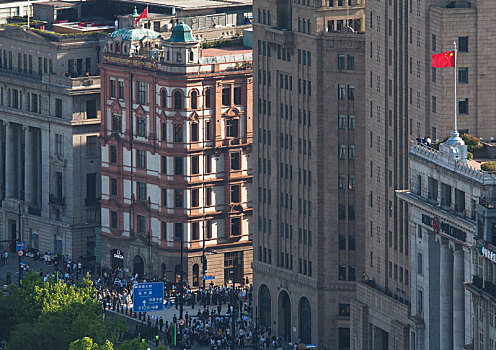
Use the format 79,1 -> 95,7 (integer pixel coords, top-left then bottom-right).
0,253 -> 55,287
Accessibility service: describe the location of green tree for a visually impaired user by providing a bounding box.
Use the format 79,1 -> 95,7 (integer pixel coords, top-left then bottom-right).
0,271 -> 128,350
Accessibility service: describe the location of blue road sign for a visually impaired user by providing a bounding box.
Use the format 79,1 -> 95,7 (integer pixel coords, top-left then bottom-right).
16,242 -> 25,252
165,300 -> 173,309
203,275 -> 215,280
133,282 -> 164,312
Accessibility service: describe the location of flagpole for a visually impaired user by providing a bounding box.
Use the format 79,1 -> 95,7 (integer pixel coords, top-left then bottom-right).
453,40 -> 457,134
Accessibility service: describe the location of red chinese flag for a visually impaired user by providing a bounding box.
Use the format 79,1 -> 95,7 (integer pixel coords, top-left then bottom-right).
135,7 -> 148,25
432,51 -> 455,68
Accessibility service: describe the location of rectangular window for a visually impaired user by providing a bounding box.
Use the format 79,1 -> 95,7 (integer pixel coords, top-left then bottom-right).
86,100 -> 97,119
137,81 -> 146,104
118,81 -> 124,99
347,55 -> 355,70
55,134 -> 63,155
459,98 -> 468,114
338,84 -> 346,99
191,156 -> 199,175
110,80 -> 116,98
110,146 -> 117,164
417,252 -> 423,274
137,215 -> 146,233
137,182 -> 147,200
458,36 -> 468,52
458,67 -> 468,84
137,150 -> 146,168
233,86 -> 242,105
174,223 -> 183,241
338,114 -> 346,129
339,265 -> 346,280
191,188 -> 199,207
111,211 -> 118,229
112,114 -> 121,132
348,114 -> 355,130
338,54 -> 345,69
55,98 -> 62,118
174,157 -> 183,175
231,184 -> 241,203
137,117 -> 146,137
231,217 -> 241,236
231,152 -> 241,170
222,87 -> 231,106
174,189 -> 184,208
86,136 -> 97,157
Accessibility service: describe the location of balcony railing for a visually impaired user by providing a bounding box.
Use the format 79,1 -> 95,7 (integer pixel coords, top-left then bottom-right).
480,197 -> 496,209
471,275 -> 496,299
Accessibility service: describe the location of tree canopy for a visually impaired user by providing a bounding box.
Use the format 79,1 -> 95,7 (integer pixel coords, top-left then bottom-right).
0,271 -> 142,350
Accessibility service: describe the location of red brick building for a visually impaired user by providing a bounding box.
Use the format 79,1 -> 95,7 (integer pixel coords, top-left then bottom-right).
98,23 -> 253,287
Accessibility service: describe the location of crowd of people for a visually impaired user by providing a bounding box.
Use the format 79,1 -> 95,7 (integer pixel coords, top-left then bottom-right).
4,253 -> 306,349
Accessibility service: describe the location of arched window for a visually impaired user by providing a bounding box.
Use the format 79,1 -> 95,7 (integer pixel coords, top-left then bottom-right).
278,291 -> 291,341
161,89 -> 167,108
204,89 -> 211,108
174,91 -> 182,110
189,50 -> 194,62
299,297 -> 312,343
192,264 -> 199,287
191,90 -> 198,109
259,284 -> 271,328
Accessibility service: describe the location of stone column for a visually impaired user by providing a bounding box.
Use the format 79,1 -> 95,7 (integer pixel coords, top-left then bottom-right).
453,246 -> 465,349
439,240 -> 453,349
5,122 -> 16,198
24,126 -> 34,206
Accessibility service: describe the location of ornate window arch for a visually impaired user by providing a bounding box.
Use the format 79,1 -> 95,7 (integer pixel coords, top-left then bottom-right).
190,89 -> 199,109
173,90 -> 183,110
160,88 -> 167,108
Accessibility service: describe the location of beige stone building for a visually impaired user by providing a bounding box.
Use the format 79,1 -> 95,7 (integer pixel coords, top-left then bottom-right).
351,1 -> 496,349
252,0 -> 366,348
0,25 -> 102,259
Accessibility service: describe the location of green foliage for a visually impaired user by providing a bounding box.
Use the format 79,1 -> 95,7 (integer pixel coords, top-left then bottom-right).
201,38 -> 243,49
0,271 -> 128,350
69,337 -> 115,350
482,161 -> 496,172
434,133 -> 483,155
116,338 -> 149,350
354,18 -> 362,32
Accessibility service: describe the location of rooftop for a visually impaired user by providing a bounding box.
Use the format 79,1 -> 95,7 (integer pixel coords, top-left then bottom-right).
117,0 -> 251,10
202,46 -> 251,57
35,0 -> 80,8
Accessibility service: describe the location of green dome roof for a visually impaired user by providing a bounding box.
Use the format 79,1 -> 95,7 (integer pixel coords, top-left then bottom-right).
167,22 -> 196,43
111,28 -> 159,41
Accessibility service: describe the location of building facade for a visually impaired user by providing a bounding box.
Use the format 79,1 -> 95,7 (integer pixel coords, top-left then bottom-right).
98,23 -> 253,286
398,138 -> 477,349
0,25 -> 102,259
252,0 -> 366,348
351,1 -> 496,348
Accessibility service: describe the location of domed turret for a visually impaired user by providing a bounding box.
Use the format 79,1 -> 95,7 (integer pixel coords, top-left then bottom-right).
167,22 -> 196,43
164,22 -> 199,65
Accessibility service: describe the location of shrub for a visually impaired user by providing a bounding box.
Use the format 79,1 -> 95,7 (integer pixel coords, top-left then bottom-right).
481,161 -> 496,172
